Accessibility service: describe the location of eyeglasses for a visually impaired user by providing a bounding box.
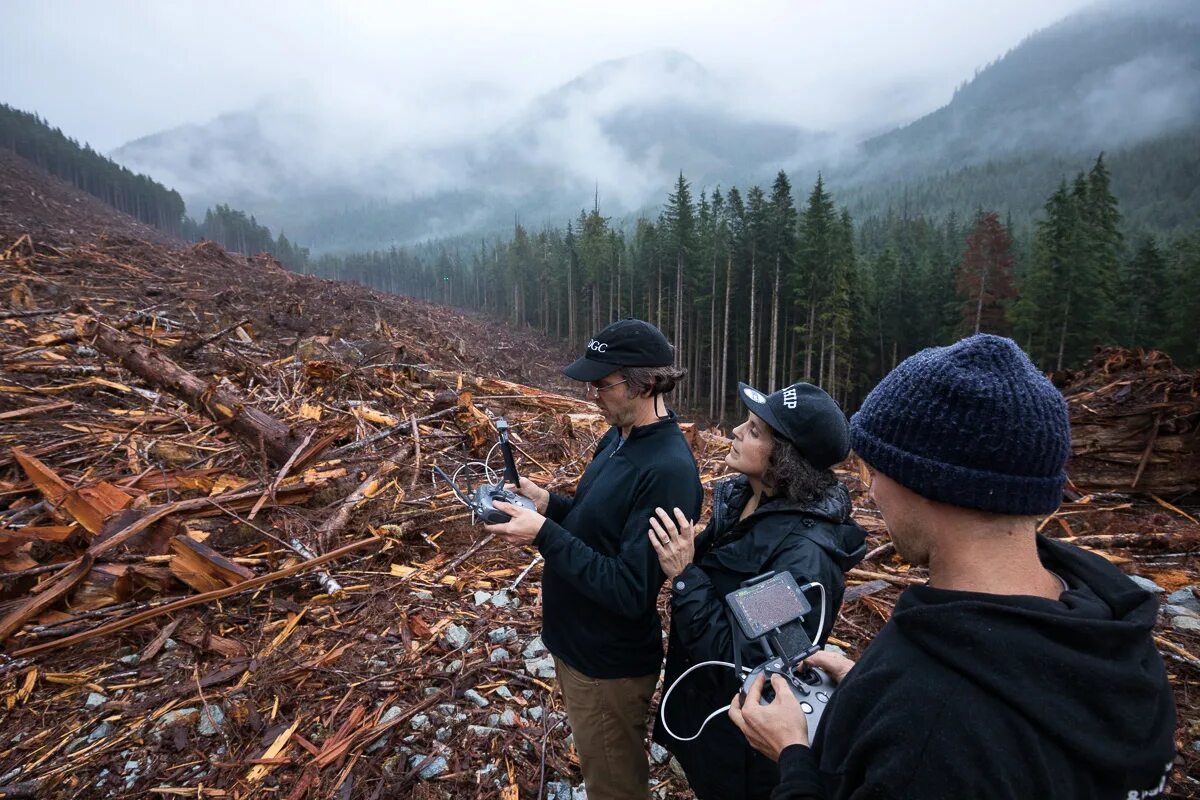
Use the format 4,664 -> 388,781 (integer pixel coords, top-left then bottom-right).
585,378 -> 628,398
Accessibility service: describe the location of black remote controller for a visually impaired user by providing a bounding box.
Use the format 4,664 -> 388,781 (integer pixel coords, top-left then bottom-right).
741,656 -> 836,736
476,485 -> 536,524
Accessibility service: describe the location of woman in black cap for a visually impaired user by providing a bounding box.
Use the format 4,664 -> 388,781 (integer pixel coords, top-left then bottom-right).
648,381 -> 866,800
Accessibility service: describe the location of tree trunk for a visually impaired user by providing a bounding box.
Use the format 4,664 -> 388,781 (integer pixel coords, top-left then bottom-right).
1056,290 -> 1072,371
769,253 -> 781,392
748,250 -> 757,388
805,298 -> 816,381
86,319 -> 301,466
709,250 -> 718,419
719,254 -> 733,425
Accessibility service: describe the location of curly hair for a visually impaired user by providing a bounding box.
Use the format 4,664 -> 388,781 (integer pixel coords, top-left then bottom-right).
621,365 -> 687,398
765,438 -> 838,504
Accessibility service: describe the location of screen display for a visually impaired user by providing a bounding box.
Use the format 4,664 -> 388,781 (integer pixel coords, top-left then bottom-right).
727,573 -> 811,640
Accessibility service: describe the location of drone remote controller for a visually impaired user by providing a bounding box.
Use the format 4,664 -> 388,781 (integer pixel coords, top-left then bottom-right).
741,656 -> 837,736
433,417 -> 535,524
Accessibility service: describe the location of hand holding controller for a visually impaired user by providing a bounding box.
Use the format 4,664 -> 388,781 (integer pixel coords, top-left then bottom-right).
740,656 -> 837,736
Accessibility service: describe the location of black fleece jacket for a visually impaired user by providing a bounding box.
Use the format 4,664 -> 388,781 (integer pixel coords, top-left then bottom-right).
534,412 -> 702,679
772,535 -> 1177,800
653,474 -> 867,800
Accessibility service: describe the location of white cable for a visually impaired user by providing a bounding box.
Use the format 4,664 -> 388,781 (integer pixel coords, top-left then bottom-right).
800,581 -> 827,647
659,660 -> 749,742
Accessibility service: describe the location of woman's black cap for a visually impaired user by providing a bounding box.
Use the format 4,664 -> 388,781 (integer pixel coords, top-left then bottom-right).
563,319 -> 674,382
737,381 -> 850,469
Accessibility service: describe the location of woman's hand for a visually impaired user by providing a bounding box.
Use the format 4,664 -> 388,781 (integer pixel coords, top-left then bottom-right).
508,477 -> 549,514
648,507 -> 696,580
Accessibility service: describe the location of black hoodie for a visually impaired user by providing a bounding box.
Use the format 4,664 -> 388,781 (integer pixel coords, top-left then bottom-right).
534,412 -> 703,679
773,535 -> 1177,800
653,474 -> 867,800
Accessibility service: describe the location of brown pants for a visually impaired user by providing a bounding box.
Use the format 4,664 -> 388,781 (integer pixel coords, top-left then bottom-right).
553,656 -> 659,800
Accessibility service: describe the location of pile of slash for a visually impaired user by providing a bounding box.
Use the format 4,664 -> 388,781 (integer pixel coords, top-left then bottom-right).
2,152 -> 1199,798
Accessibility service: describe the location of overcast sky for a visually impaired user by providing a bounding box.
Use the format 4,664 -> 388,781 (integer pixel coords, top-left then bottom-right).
4,0 -> 1099,153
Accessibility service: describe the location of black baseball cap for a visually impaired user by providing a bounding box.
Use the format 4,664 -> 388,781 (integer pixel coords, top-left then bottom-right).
563,319 -> 674,382
737,381 -> 850,469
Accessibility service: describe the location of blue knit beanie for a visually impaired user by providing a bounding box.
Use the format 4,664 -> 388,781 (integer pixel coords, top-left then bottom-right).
849,334 -> 1070,515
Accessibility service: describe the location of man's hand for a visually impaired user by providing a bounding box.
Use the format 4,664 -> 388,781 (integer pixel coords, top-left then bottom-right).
484,501 -> 546,545
507,477 -> 549,514
729,672 -> 811,760
804,649 -> 856,684
647,507 -> 696,580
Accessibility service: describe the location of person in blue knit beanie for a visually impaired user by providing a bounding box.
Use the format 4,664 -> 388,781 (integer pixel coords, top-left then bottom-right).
730,334 -> 1177,800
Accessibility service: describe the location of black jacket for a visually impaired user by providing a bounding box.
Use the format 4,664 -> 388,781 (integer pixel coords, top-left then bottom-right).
773,535 -> 1177,800
653,474 -> 867,800
534,412 -> 703,679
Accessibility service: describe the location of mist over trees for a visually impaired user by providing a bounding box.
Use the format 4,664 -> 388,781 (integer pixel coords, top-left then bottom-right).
309,159 -> 1199,417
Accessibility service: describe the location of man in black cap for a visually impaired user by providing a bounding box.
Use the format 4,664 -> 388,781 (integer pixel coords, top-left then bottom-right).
487,319 -> 703,800
729,334 -> 1177,800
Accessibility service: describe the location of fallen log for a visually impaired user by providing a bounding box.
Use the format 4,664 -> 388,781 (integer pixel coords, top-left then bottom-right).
10,534 -> 383,657
83,317 -> 302,465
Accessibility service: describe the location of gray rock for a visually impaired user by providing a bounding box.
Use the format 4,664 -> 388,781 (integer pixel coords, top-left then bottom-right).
1172,615 -> 1200,632
525,654 -> 557,679
410,713 -> 431,732
464,689 -> 490,707
650,742 -> 670,764
412,590 -> 433,600
85,691 -> 108,709
486,713 -> 501,727
522,689 -> 535,700
123,759 -> 141,788
0,769 -> 20,786
523,636 -> 547,658
668,755 -> 687,781
474,590 -> 492,606
527,706 -> 544,721
488,626 -> 517,644
435,726 -> 452,742
490,590 -> 515,608
408,754 -> 449,780
469,724 -> 503,737
477,763 -> 499,780
546,780 -> 573,800
1165,604 -> 1199,619
118,654 -> 140,666
379,705 -> 405,725
448,659 -> 464,673
198,704 -> 225,736
65,736 -> 90,754
495,686 -> 513,699
163,638 -> 178,651
489,647 -> 511,664
157,707 -> 200,728
823,643 -> 847,656
434,703 -> 458,717
422,687 -> 440,697
1128,575 -> 1164,593
499,709 -> 520,728
1166,587 -> 1200,614
1191,739 -> 1200,753
444,623 -> 471,650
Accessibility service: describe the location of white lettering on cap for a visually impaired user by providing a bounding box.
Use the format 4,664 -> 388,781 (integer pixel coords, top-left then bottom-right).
744,388 -> 767,404
587,339 -> 609,353
783,386 -> 798,409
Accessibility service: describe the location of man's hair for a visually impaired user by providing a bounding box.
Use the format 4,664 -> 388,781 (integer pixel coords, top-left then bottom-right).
766,439 -> 838,504
622,365 -> 687,398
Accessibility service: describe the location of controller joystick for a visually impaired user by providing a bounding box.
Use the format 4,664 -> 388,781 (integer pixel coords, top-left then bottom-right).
741,657 -> 837,735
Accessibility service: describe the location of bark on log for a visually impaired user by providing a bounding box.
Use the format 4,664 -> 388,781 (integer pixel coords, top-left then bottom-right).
83,317 -> 301,465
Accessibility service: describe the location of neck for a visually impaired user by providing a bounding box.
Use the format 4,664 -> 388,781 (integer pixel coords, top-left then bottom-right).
740,475 -> 770,520
925,516 -> 1061,599
620,396 -> 663,438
